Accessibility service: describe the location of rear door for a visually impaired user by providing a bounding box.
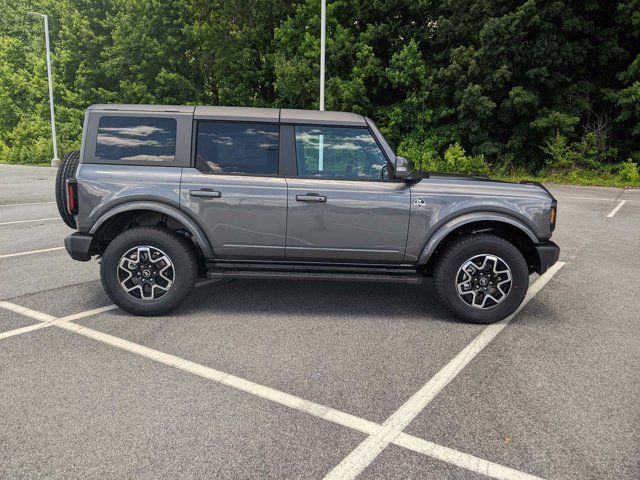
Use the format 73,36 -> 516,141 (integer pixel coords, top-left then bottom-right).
180,118 -> 288,260
285,125 -> 411,264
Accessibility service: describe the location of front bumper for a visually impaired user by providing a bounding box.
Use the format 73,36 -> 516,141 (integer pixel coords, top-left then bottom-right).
64,232 -> 93,261
535,241 -> 560,274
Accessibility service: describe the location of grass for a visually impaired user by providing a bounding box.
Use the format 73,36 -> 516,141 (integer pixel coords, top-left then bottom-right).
0,159 -> 52,167
495,172 -> 639,188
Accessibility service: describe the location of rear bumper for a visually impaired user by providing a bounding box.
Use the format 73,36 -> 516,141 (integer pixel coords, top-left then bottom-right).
64,232 -> 93,261
535,241 -> 560,274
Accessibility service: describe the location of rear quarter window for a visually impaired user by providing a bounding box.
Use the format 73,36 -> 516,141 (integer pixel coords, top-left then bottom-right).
95,116 -> 177,163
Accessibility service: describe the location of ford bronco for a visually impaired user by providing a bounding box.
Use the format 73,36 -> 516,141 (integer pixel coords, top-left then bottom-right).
57,104 -> 559,323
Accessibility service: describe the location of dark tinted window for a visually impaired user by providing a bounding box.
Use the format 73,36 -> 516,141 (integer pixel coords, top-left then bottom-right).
196,122 -> 279,175
95,116 -> 176,162
295,126 -> 388,180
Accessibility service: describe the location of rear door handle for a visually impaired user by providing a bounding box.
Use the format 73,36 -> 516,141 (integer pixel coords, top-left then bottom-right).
190,189 -> 221,198
296,193 -> 327,203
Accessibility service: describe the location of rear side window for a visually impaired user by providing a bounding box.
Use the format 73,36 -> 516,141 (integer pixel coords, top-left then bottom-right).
95,116 -> 177,162
195,122 -> 279,175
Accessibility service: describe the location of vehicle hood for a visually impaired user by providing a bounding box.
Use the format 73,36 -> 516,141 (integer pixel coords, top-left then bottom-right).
411,172 -> 555,203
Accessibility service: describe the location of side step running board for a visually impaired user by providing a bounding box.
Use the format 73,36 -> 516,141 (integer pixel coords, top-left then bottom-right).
206,268 -> 423,285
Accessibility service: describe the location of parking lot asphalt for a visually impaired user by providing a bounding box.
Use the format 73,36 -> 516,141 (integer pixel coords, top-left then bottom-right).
1,164 -> 638,479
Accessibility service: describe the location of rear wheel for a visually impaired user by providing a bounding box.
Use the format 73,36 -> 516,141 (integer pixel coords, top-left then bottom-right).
433,234 -> 529,324
55,150 -> 80,228
101,226 -> 197,316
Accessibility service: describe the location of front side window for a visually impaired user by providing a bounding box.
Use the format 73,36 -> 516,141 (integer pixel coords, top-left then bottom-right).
196,122 -> 279,175
95,116 -> 177,162
294,126 -> 389,180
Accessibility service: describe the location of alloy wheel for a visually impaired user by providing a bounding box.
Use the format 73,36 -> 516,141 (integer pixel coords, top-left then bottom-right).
455,254 -> 513,309
117,245 -> 175,300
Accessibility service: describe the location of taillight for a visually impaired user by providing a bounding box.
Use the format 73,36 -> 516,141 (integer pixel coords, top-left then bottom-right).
549,202 -> 557,232
66,179 -> 78,215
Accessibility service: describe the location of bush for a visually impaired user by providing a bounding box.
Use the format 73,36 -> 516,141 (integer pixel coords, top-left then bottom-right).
618,159 -> 639,184
397,138 -> 442,171
572,131 -> 617,169
0,140 -> 9,163
542,132 -> 578,171
398,140 -> 490,175
443,143 -> 489,175
542,129 -> 619,173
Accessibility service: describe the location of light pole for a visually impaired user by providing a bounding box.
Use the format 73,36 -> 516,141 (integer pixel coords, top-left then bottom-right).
28,12 -> 59,167
319,0 -> 326,111
318,0 -> 326,171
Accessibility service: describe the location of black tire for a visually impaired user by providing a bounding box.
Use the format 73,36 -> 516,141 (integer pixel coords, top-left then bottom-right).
55,150 -> 80,228
100,226 -> 198,316
433,234 -> 529,324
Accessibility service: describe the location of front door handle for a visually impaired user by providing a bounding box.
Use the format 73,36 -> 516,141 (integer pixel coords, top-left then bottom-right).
296,193 -> 327,203
190,189 -> 221,198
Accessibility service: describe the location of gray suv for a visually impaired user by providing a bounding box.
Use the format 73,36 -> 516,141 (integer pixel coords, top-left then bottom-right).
57,104 -> 559,323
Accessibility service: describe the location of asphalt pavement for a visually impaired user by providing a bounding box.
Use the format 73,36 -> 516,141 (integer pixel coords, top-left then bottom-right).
0,164 -> 638,479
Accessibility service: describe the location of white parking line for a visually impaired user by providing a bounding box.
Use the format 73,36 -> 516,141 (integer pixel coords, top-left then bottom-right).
0,217 -> 59,226
0,201 -> 55,207
0,269 -> 564,480
0,301 -> 546,480
0,302 -> 118,341
395,433 -> 543,480
0,246 -> 65,259
323,262 -> 564,480
0,322 -> 52,341
554,195 -> 640,203
554,195 -> 616,202
0,301 -> 57,322
0,281 -> 214,340
606,200 -> 626,218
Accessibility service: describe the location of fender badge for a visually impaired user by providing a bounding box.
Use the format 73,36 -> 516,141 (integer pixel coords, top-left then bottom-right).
414,197 -> 426,207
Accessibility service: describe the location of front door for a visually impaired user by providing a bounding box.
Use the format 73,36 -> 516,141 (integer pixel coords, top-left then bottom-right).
285,125 -> 411,264
180,121 -> 287,260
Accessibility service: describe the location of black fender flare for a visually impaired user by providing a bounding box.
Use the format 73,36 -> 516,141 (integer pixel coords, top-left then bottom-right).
89,201 -> 214,258
417,212 -> 539,265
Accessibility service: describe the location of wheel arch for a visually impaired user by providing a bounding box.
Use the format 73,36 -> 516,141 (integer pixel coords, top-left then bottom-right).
89,201 -> 214,258
418,212 -> 540,274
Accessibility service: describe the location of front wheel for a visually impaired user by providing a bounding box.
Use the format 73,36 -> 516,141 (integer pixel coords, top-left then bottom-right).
101,226 -> 197,316
433,234 -> 529,324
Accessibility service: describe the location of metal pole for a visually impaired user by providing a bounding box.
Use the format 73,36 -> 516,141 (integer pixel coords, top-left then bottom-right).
28,13 -> 59,167
318,0 -> 326,171
319,0 -> 326,111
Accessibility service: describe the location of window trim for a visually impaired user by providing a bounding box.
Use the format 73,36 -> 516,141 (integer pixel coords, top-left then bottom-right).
291,124 -> 398,183
191,119 -> 282,177
83,111 -> 191,167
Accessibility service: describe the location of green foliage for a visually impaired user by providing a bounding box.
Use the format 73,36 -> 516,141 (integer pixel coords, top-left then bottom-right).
542,133 -> 577,171
0,0 -> 638,180
618,159 -> 639,184
442,143 -> 489,175
397,138 -> 444,172
542,130 -> 619,173
398,140 -> 489,176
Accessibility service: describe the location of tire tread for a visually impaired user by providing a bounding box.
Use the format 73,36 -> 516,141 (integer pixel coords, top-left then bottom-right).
100,226 -> 198,316
55,150 -> 80,228
433,233 -> 528,324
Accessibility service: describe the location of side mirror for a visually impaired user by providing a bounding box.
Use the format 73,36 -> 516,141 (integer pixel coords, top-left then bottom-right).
394,156 -> 414,180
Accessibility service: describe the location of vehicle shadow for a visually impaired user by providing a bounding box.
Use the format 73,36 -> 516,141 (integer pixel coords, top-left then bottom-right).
167,278 -> 459,324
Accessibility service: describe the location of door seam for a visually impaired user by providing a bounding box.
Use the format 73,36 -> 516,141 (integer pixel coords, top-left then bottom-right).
283,177 -> 289,259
